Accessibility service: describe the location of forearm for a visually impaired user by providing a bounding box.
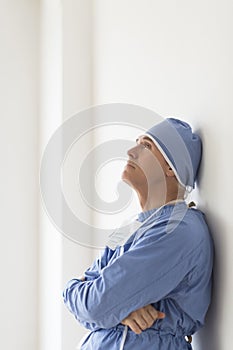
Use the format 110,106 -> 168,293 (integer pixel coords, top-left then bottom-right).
63,276 -> 123,329
63,230 -> 198,330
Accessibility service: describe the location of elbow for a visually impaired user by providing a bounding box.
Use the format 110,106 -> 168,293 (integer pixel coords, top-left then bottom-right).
63,280 -> 80,316
63,280 -> 114,329
63,279 -> 119,329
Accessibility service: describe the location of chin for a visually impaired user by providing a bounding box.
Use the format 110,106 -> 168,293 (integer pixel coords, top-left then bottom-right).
122,174 -> 138,192
121,171 -> 132,186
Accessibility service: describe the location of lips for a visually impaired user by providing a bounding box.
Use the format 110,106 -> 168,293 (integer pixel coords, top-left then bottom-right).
126,161 -> 136,169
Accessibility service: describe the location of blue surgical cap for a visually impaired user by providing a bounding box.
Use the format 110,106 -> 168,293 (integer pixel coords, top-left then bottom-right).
144,118 -> 202,190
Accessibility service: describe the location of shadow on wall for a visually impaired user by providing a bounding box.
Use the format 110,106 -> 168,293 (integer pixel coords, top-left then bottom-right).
191,126 -> 223,350
194,209 -> 223,350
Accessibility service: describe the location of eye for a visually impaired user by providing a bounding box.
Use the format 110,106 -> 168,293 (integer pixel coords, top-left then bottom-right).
143,142 -> 152,149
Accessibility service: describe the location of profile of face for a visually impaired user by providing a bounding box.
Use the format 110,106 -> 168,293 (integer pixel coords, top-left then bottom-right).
121,136 -> 174,194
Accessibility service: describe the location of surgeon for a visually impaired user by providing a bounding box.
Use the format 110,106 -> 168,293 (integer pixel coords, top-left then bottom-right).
63,118 -> 213,349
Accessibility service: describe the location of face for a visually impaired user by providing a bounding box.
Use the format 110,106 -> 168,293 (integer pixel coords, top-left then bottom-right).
121,136 -> 170,191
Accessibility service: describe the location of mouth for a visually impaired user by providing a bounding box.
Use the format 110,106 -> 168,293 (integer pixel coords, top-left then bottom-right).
126,161 -> 136,169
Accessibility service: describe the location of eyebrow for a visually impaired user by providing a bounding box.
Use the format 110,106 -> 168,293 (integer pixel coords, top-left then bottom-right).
136,136 -> 153,143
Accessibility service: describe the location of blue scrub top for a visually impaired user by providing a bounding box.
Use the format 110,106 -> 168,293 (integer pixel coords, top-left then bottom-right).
63,202 -> 213,349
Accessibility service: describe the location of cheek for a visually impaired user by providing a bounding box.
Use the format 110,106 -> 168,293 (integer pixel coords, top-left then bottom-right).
138,155 -> 165,180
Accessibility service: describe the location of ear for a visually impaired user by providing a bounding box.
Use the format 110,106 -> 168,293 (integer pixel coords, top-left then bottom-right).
165,165 -> 175,177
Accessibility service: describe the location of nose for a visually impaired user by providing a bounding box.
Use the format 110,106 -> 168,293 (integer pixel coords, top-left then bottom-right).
127,145 -> 139,159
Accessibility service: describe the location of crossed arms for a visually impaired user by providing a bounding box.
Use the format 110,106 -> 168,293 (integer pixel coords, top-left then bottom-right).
78,275 -> 165,334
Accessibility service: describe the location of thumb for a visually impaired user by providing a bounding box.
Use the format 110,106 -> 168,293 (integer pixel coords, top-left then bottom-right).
157,311 -> 166,319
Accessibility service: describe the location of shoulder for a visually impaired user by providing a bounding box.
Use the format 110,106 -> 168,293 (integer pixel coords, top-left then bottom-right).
182,207 -> 212,241
142,206 -> 213,255
169,207 -> 211,241
167,207 -> 214,261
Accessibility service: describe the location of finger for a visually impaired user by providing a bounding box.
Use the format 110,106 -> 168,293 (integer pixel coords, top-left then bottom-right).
131,307 -> 156,330
130,306 -> 159,330
78,275 -> 85,281
141,310 -> 165,328
124,319 -> 143,334
121,306 -> 166,334
147,306 -> 165,320
134,315 -> 151,330
157,311 -> 166,319
137,312 -> 155,329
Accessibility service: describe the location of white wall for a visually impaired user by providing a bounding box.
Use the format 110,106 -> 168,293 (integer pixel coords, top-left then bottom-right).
0,1 -> 39,349
2,1 -> 232,350
62,1 -> 95,349
38,1 -> 63,350
39,1 -> 96,349
92,0 -> 233,349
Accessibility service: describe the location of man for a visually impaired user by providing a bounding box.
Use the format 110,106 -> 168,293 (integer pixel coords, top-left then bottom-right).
63,118 -> 213,349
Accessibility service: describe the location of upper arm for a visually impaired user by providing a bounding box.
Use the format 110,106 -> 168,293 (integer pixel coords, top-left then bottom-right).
84,246 -> 115,281
63,222 -> 204,329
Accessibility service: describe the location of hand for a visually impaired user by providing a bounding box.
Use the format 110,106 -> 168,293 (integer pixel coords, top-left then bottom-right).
78,275 -> 85,281
121,304 -> 165,334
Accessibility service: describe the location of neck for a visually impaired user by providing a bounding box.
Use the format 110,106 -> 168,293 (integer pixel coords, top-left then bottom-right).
136,183 -> 185,212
